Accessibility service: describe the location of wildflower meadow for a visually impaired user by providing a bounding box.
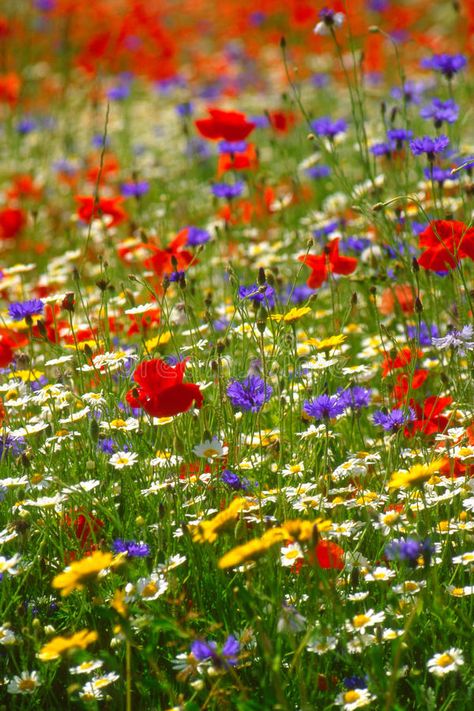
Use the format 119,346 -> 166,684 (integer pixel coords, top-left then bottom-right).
1,1 -> 474,708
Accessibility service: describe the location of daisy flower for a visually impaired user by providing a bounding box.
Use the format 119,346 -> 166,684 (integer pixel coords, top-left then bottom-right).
427,648 -> 464,676
109,451 -> 138,469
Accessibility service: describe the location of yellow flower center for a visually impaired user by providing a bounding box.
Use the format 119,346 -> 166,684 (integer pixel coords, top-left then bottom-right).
437,653 -> 453,667
353,614 -> 369,628
344,690 -> 360,703
141,582 -> 158,598
18,679 -> 36,692
451,588 -> 464,597
110,419 -> 127,428
30,473 -> 44,484
202,448 -> 219,458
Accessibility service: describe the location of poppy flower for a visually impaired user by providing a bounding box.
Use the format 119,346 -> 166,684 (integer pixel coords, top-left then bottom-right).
217,143 -> 258,176
75,196 -> 127,228
0,72 -> 21,105
0,207 -> 26,240
195,108 -> 255,142
298,238 -> 357,289
126,358 -> 203,418
418,220 -> 474,271
313,540 -> 345,570
142,231 -> 195,278
406,395 -> 452,436
382,347 -> 421,377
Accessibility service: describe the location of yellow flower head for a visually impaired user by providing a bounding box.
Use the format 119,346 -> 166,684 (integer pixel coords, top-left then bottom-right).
271,306 -> 311,323
52,551 -> 124,597
305,334 -> 346,350
38,629 -> 98,661
192,498 -> 249,544
218,528 -> 287,569
388,458 -> 445,490
282,517 -> 332,542
145,331 -> 171,351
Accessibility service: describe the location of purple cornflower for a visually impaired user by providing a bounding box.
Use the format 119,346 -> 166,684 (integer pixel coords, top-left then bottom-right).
92,134 -> 110,149
386,128 -> 413,149
191,635 -> 239,667
420,98 -> 459,127
227,375 -> 272,413
168,270 -> 185,282
303,394 -> 345,420
344,675 -> 368,689
218,140 -> 248,154
409,135 -> 449,160
407,321 -> 439,346
305,165 -> 331,179
285,284 -> 315,304
423,166 -> 458,185
17,118 -> 37,135
391,80 -> 426,105
106,84 -> 130,101
221,469 -> 250,491
211,182 -> 244,200
314,7 -> 345,35
370,141 -> 393,157
186,226 -> 211,246
238,283 -> 276,307
340,236 -> 371,254
385,537 -> 434,567
373,407 -> 415,432
368,0 -> 389,10
432,325 -> 474,353
98,438 -> 115,454
112,539 -> 150,557
8,298 -> 44,322
120,181 -> 150,198
175,101 -> 193,117
0,434 -> 25,459
337,386 -> 372,412
421,53 -> 467,79
310,117 -> 347,139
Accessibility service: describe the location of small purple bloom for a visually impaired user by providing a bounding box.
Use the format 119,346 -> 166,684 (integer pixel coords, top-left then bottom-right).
409,135 -> 449,159
423,166 -> 457,185
112,539 -> 150,557
421,53 -> 467,79
98,438 -> 115,454
0,434 -> 25,459
211,182 -> 244,200
385,537 -> 434,567
370,141 -> 393,157
305,165 -> 331,179
221,469 -> 250,491
420,98 -> 459,127
176,101 -> 193,117
191,635 -> 239,667
238,283 -> 276,307
186,226 -> 211,246
227,376 -> 272,413
120,181 -> 150,198
337,387 -> 372,411
310,117 -> 347,139
373,407 -> 415,432
391,80 -> 426,105
107,84 -> 130,101
8,298 -> 44,322
218,140 -> 248,154
303,394 -> 345,420
406,322 -> 438,346
386,128 -> 413,148
432,325 -> 474,353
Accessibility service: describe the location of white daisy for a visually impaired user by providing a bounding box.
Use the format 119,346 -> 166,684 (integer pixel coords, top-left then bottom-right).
427,648 -> 464,676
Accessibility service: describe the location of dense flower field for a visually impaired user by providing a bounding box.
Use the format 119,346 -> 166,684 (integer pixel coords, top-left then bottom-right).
0,1 -> 473,708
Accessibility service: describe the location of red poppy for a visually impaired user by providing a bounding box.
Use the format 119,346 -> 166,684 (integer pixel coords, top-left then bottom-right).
7,175 -> 42,201
313,540 -> 345,570
0,207 -> 26,240
418,220 -> 474,272
195,108 -> 255,142
268,111 -> 296,134
217,142 -> 258,176
298,238 -> 357,289
143,230 -> 194,277
76,195 -> 127,228
405,395 -> 453,437
382,347 -> 421,378
392,369 -> 429,405
0,72 -> 21,105
0,328 -> 28,368
126,358 -> 203,418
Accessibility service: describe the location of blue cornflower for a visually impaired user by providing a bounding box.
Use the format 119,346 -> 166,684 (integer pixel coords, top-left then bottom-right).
120,181 -> 150,198
211,182 -> 244,200
191,635 -> 239,667
213,317 -> 230,332
17,118 -> 38,135
98,438 -> 115,454
248,115 -> 270,129
227,376 -> 272,413
407,321 -> 439,346
391,80 -> 425,105
385,537 -> 434,567
340,236 -> 371,254
311,73 -> 330,88
107,84 -> 130,101
303,394 -> 345,420
370,141 -> 393,157
8,298 -> 44,322
432,325 -> 474,353
221,469 -> 250,491
185,137 -> 211,160
386,128 -> 413,148
373,407 -> 415,432
238,283 -> 276,307
218,140 -> 248,154
421,53 -> 467,79
310,116 -> 347,139
168,271 -> 185,282
186,226 -> 211,246
423,166 -> 458,185
337,386 -> 372,411
409,135 -> 449,159
0,434 -> 25,460
175,101 -> 193,117
344,675 -> 368,689
420,98 -> 459,127
112,539 -> 150,557
92,134 -> 110,149
313,220 -> 340,241
285,284 -> 315,304
305,165 -> 331,179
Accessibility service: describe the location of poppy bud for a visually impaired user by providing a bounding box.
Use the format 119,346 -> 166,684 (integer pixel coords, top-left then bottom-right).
412,257 -> 420,273
83,343 -> 93,360
36,319 -> 48,338
415,297 -> 423,313
257,267 -> 266,286
280,36 -> 286,49
351,292 -> 358,306
62,291 -> 75,312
